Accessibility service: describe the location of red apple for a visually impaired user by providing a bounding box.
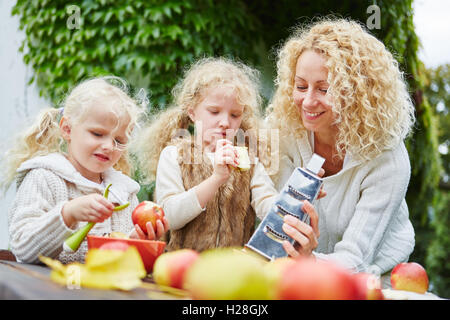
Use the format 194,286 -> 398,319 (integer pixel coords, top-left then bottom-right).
276,257 -> 358,300
131,201 -> 165,235
265,257 -> 297,299
99,241 -> 130,251
153,249 -> 199,289
391,262 -> 429,294
353,272 -> 384,300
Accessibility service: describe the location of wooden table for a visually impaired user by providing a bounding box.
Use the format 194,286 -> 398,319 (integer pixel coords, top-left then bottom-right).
0,259 -> 187,300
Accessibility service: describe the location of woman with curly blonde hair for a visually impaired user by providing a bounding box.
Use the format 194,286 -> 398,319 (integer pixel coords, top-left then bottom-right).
266,18 -> 416,285
4,77 -> 165,264
134,57 -> 291,252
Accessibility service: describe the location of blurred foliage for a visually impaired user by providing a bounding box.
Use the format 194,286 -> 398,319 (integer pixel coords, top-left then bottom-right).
423,64 -> 450,297
371,0 -> 442,288
12,0 -> 446,296
425,65 -> 450,182
12,0 -> 260,108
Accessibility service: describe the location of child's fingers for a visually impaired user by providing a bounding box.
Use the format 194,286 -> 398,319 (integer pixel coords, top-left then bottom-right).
223,156 -> 237,166
146,221 -> 157,240
134,224 -> 147,239
155,220 -> 166,239
162,217 -> 170,232
91,197 -> 114,218
221,146 -> 236,158
95,203 -> 114,221
98,197 -> 115,211
87,204 -> 107,221
216,139 -> 230,150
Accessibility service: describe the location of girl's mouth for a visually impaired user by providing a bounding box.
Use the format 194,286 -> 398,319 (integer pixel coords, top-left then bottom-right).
94,153 -> 110,162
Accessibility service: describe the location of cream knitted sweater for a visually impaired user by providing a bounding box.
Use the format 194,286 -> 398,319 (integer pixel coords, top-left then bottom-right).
8,153 -> 140,264
272,132 -> 415,276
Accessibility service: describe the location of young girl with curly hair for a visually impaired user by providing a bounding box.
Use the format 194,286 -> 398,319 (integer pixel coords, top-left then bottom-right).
266,18 -> 416,284
4,77 -> 167,264
135,57 -> 316,253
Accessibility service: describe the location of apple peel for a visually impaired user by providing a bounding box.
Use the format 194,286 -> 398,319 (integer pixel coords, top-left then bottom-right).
39,246 -> 146,291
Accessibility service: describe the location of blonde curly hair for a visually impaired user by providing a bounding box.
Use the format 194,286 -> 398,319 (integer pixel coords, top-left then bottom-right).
266,18 -> 415,162
134,57 -> 272,183
2,76 -> 144,190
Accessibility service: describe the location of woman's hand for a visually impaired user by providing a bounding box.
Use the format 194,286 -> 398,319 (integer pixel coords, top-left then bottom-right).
212,139 -> 239,184
317,168 -> 326,200
62,194 -> 115,227
281,200 -> 320,258
129,217 -> 170,240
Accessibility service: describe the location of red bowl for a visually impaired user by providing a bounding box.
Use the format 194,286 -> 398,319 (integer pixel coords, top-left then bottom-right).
87,235 -> 166,273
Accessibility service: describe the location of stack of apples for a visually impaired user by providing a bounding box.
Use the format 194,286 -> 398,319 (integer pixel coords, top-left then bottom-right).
114,200 -> 430,299
151,248 -> 390,300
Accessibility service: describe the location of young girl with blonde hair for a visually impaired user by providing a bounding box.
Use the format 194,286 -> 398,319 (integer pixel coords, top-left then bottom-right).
266,18 -> 416,284
4,77 -> 167,264
135,57 -> 315,253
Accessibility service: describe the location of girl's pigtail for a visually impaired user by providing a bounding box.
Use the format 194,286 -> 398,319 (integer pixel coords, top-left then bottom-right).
132,106 -> 191,184
1,107 -> 63,191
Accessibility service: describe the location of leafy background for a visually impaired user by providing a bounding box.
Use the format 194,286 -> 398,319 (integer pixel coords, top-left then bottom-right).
12,0 -> 449,297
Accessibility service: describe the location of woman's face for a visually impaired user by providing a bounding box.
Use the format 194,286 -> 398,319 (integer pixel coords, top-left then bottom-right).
293,50 -> 336,135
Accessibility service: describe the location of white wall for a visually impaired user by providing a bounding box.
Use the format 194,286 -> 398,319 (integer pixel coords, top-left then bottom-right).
0,1 -> 48,249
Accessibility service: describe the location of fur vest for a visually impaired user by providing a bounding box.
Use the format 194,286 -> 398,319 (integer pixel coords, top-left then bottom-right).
165,139 -> 256,252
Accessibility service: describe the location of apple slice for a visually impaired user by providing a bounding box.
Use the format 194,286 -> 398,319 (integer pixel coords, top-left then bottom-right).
235,146 -> 250,171
109,232 -> 129,239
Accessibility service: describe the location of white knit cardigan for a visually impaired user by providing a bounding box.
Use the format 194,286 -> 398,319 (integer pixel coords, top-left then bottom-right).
8,153 -> 140,264
272,131 -> 415,276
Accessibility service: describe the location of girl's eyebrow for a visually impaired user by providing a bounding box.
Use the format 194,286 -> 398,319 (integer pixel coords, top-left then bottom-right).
86,124 -> 108,131
295,76 -> 327,84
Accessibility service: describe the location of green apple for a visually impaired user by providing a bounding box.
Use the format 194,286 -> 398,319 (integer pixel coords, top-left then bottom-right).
184,248 -> 271,300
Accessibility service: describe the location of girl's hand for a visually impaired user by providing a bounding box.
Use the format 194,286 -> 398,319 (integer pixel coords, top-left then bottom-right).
212,139 -> 239,184
281,200 -> 320,258
130,217 -> 170,241
62,194 -> 115,227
